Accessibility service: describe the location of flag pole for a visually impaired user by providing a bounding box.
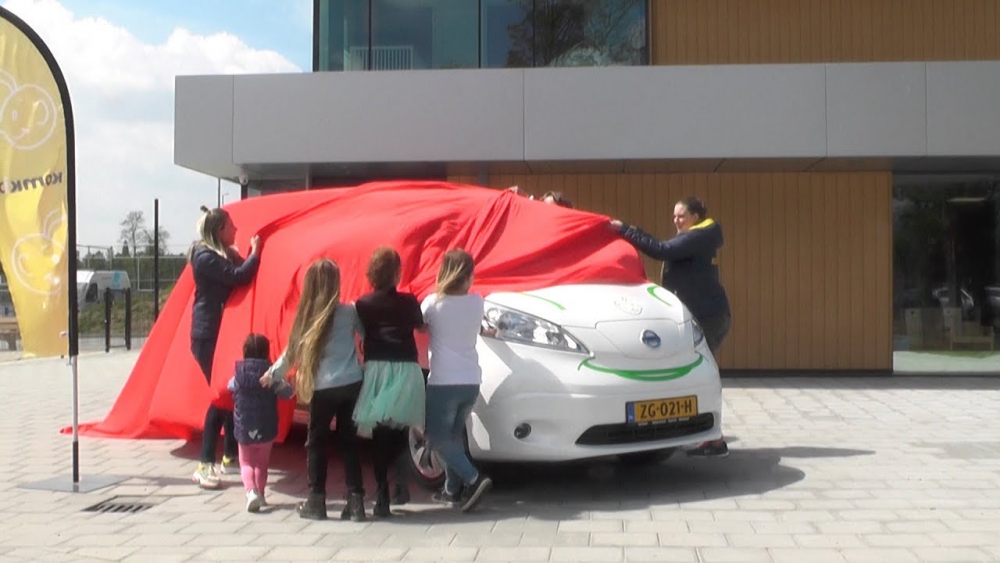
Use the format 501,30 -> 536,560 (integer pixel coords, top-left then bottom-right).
1,5 -> 123,493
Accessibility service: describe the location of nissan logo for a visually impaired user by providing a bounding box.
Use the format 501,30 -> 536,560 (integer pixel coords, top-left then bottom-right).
641,329 -> 661,348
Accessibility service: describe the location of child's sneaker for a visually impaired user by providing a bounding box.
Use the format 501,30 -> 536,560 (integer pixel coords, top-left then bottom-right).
192,463 -> 220,489
221,456 -> 239,474
246,489 -> 262,513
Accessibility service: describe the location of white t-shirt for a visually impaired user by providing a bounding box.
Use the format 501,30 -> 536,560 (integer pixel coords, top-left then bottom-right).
421,292 -> 485,386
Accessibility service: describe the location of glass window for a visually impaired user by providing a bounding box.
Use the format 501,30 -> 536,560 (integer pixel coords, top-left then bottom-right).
481,0 -> 533,68
482,0 -> 647,68
317,0 -> 371,71
317,0 -> 648,71
371,0 -> 479,70
893,175 -> 1000,373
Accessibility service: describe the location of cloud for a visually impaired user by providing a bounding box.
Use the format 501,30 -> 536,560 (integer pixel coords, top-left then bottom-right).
2,0 -> 300,251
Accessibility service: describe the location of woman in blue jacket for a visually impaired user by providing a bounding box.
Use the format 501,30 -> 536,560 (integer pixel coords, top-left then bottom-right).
188,206 -> 261,488
611,196 -> 731,457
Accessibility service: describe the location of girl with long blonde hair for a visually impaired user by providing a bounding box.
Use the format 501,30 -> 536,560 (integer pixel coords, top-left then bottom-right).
260,258 -> 368,521
421,249 -> 492,513
188,206 -> 260,489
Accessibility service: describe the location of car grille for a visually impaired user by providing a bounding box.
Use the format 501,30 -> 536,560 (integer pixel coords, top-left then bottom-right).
575,413 -> 715,446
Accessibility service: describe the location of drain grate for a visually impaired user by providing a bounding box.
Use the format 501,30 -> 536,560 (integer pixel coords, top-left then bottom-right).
83,495 -> 167,515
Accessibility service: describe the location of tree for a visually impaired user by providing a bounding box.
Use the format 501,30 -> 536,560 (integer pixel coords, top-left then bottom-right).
119,211 -> 147,258
142,225 -> 171,256
506,0 -> 645,67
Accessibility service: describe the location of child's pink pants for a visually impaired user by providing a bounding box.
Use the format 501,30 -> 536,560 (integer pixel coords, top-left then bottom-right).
238,441 -> 273,493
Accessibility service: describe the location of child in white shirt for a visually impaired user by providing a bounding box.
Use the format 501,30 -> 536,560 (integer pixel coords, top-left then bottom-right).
421,249 -> 492,513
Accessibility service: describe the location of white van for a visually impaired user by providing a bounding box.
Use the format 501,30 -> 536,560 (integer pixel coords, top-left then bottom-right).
77,270 -> 131,309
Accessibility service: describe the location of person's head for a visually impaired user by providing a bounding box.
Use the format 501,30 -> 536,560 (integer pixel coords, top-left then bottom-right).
436,249 -> 475,296
286,258 -> 341,403
192,206 -> 236,259
673,196 -> 708,233
541,191 -> 574,209
367,247 -> 402,291
242,333 -> 270,360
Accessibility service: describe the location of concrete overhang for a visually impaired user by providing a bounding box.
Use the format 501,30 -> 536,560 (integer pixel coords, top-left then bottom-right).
174,61 -> 1000,182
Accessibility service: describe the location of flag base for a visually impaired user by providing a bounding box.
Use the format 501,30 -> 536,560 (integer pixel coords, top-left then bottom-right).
19,474 -> 126,493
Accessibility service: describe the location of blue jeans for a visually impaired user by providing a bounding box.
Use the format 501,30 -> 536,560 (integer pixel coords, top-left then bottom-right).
425,384 -> 480,495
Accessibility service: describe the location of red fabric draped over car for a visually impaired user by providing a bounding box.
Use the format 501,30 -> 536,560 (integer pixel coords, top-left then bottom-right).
67,181 -> 648,441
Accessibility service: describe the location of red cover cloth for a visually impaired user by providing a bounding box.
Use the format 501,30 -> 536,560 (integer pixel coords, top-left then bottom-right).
68,181 -> 647,441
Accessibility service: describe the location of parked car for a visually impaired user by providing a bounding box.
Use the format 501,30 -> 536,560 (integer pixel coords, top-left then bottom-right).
404,281 -> 723,488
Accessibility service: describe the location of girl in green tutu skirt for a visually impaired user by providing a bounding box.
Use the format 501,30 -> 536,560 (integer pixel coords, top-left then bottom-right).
353,247 -> 427,517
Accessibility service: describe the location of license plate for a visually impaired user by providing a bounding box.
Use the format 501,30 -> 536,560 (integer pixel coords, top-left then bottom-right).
626,395 -> 698,424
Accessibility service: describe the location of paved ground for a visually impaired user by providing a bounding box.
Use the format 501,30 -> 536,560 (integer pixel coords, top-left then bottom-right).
1,351 -> 999,563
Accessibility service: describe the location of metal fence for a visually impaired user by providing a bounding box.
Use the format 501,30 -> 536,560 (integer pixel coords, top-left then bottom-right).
0,245 -> 189,355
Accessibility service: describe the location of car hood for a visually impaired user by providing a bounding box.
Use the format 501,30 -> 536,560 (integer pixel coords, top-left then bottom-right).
484,283 -> 692,328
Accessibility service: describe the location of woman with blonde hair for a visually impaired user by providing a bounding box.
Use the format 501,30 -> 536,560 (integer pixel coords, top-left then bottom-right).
260,258 -> 367,521
420,249 -> 492,513
188,206 -> 261,489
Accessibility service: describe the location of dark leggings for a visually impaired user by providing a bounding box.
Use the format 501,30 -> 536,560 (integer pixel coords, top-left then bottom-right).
192,338 -> 238,464
372,426 -> 408,492
306,382 -> 365,496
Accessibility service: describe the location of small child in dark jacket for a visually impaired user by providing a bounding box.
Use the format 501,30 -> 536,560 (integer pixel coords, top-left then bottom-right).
227,333 -> 293,512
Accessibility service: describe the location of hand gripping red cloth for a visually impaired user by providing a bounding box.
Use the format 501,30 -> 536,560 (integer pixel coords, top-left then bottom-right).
67,181 -> 647,441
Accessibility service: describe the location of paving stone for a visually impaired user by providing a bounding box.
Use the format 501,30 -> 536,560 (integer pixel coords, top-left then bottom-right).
591,533 -> 658,547
696,547 -> 772,563
768,548 -> 847,563
260,546 -> 339,561
657,533 -> 728,548
839,548 -> 918,563
927,532 -> 1000,546
793,534 -> 866,549
863,533 -> 938,548
625,521 -> 689,534
550,546 -> 623,561
623,546 -> 698,562
557,520 -> 623,533
381,533 -> 456,547
401,547 -> 479,561
909,547 -> 996,562
195,546 -> 271,561
475,546 -> 550,561
451,532 -> 522,547
518,532 -> 589,547
119,546 -> 205,563
71,547 -> 141,560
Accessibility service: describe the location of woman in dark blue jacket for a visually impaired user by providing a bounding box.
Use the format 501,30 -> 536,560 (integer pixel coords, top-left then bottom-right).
188,205 -> 261,488
611,196 -> 731,457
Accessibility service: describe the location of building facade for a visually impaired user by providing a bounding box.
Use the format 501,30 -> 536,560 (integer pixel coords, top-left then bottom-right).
174,0 -> 1000,373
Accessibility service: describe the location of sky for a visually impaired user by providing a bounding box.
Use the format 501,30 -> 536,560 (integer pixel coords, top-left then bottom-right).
2,0 -> 311,252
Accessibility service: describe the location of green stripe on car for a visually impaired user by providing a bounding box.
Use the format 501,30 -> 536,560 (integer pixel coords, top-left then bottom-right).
578,354 -> 704,381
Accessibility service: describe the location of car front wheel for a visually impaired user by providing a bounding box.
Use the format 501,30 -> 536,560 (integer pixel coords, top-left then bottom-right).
406,427 -> 446,490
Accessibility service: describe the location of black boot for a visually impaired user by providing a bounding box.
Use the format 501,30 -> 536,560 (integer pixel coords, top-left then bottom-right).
297,493 -> 327,520
340,492 -> 367,522
374,487 -> 391,518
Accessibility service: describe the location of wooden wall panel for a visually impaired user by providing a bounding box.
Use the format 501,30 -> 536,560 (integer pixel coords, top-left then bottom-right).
449,171 -> 894,371
650,0 -> 1000,65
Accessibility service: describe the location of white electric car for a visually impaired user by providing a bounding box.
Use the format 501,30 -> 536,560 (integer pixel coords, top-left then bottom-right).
407,281 -> 723,487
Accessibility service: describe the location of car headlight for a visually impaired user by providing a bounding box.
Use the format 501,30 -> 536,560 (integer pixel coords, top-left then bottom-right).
692,319 -> 705,347
481,302 -> 589,354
